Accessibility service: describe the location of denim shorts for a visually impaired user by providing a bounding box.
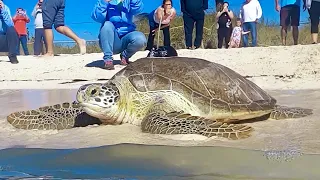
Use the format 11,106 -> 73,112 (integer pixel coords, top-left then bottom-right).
42,0 -> 65,29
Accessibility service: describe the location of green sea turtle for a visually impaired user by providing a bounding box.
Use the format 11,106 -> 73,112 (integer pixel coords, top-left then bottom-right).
6,57 -> 313,140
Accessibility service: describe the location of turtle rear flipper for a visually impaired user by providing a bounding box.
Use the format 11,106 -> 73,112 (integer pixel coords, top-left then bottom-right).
6,102 -> 99,130
141,111 -> 253,140
269,105 -> 313,120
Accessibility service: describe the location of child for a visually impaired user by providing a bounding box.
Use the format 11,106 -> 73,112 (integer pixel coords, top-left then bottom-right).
228,18 -> 250,48
42,0 -> 86,56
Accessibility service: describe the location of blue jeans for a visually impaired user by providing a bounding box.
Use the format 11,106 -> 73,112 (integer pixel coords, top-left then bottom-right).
34,28 -> 47,55
242,22 -> 257,47
98,21 -> 147,62
16,35 -> 29,55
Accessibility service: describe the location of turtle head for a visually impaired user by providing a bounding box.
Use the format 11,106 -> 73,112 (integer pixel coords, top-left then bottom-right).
76,83 -> 120,122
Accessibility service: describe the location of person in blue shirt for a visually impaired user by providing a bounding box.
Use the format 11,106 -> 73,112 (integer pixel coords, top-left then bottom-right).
275,0 -> 304,45
91,0 -> 147,70
0,0 -> 19,64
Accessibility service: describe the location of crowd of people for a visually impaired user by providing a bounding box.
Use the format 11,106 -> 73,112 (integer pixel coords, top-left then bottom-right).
0,0 -> 86,64
0,0 -> 319,69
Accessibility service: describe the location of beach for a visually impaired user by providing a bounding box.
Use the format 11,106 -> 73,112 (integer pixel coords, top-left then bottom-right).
0,44 -> 320,154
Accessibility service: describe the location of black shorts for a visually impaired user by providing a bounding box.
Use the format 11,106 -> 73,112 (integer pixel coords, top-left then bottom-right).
42,0 -> 65,29
280,4 -> 300,27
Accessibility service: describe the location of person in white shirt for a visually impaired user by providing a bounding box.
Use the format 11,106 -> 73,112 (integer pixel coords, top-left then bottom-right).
239,0 -> 262,47
31,0 -> 47,55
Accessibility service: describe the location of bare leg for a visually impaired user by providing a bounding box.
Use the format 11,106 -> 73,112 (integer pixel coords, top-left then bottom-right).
43,29 -> 54,56
281,26 -> 287,46
56,26 -> 86,54
292,26 -> 299,45
312,33 -> 318,44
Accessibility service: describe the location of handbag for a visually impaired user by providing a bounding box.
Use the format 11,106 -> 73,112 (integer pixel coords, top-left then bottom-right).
147,14 -> 178,57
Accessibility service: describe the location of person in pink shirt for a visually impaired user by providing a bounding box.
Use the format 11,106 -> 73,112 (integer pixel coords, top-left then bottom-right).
145,0 -> 176,50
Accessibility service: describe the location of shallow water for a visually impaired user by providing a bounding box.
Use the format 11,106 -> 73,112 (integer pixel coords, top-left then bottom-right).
0,89 -> 320,179
0,144 -> 320,180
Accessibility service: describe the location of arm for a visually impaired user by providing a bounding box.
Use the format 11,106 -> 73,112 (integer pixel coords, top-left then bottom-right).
239,6 -> 243,21
155,7 -> 164,21
128,0 -> 144,15
216,11 -> 223,20
31,5 -> 37,17
1,5 -> 14,26
12,15 -> 17,23
171,9 -> 176,20
25,14 -> 30,23
227,10 -> 234,19
256,1 -> 262,20
91,0 -> 109,23
152,24 -> 170,34
180,0 -> 186,13
242,31 -> 250,35
203,0 -> 208,10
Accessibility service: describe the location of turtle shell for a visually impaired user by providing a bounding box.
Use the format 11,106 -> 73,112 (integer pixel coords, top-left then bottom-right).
112,57 -> 276,119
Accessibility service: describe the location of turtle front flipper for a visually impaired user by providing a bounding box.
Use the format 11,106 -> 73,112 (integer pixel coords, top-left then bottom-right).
141,111 -> 253,140
269,105 -> 313,120
6,102 -> 101,130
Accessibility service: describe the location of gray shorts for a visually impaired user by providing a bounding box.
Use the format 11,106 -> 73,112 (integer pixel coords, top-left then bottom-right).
42,0 -> 65,29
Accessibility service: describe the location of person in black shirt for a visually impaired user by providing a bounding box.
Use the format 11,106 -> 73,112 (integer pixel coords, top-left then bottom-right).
180,0 -> 208,49
216,2 -> 234,48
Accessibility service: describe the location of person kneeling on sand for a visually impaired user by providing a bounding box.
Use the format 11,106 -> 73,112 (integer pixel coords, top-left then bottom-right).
91,0 -> 147,70
42,0 -> 86,57
0,1 -> 19,64
228,18 -> 250,48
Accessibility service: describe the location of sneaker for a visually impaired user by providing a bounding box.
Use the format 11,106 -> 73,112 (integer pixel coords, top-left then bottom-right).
103,60 -> 115,70
120,53 -> 129,65
9,56 -> 19,64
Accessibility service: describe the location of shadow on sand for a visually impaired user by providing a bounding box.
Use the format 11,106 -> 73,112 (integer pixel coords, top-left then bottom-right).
85,59 -> 123,69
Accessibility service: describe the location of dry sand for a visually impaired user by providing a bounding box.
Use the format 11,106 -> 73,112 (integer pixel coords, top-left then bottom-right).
0,44 -> 320,154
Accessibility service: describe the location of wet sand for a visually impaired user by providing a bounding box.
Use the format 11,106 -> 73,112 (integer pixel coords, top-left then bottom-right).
0,88 -> 319,155
0,45 -> 320,154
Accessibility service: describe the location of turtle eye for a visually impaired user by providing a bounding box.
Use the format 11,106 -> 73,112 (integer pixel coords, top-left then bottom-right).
87,87 -> 100,96
91,89 -> 97,95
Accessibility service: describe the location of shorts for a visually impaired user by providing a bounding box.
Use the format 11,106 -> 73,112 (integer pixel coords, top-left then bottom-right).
42,0 -> 65,29
280,4 -> 300,27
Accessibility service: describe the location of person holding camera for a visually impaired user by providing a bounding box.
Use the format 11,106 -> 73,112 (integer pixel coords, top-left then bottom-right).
13,8 -> 30,55
0,0 -> 19,64
32,0 -> 47,56
145,0 -> 176,51
216,1 -> 234,49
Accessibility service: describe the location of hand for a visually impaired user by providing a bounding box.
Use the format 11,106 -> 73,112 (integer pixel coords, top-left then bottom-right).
303,4 -> 307,11
151,28 -> 158,35
0,1 -> 4,9
275,4 -> 281,12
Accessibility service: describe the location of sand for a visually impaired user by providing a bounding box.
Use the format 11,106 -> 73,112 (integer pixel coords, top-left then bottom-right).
0,44 -> 320,154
